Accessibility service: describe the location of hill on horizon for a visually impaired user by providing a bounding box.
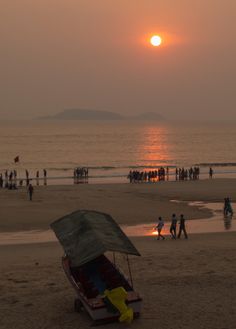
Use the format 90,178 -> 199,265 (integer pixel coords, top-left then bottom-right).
38,109 -> 164,121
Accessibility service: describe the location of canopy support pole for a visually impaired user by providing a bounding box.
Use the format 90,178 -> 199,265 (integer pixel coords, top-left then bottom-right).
126,255 -> 134,289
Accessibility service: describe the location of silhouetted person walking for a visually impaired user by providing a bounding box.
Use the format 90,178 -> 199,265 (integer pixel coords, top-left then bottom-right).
28,184 -> 34,201
178,214 -> 188,239
170,213 -> 177,239
156,217 -> 165,240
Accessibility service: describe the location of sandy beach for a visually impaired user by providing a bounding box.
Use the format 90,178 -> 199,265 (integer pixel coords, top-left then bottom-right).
1,178 -> 236,329
2,0 -> 236,327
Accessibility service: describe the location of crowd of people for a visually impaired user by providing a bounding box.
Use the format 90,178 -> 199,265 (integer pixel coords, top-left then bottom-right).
128,167 -> 170,183
175,166 -> 200,180
0,169 -> 47,201
0,169 -> 48,189
73,167 -> 89,183
0,165 -> 214,187
0,167 -> 91,189
0,170 -> 18,189
0,166 -> 234,218
127,166 -> 215,183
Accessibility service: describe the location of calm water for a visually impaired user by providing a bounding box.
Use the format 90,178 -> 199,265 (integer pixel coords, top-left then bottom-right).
0,120 -> 236,183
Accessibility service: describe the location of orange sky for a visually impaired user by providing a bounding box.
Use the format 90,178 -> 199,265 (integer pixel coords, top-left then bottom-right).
0,0 -> 236,120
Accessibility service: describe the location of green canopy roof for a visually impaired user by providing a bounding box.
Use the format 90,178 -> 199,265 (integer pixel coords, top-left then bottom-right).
50,210 -> 140,267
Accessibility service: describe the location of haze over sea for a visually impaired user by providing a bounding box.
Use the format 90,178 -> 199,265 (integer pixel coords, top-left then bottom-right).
0,120 -> 236,184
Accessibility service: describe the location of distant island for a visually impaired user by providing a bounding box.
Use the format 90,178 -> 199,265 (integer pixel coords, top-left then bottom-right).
38,109 -> 164,121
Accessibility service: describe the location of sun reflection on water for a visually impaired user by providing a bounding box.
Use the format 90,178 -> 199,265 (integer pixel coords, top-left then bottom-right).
139,125 -> 171,165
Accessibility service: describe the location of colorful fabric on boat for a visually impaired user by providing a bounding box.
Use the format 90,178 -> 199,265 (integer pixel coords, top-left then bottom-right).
104,287 -> 134,324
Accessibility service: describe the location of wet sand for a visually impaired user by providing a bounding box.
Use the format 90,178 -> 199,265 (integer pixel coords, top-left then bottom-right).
0,202 -> 235,246
0,178 -> 235,232
0,178 -> 236,329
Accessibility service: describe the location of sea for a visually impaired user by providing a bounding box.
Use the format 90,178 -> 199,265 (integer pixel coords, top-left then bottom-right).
0,120 -> 236,185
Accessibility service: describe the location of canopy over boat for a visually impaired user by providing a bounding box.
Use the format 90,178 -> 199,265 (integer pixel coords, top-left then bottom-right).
51,210 -> 141,267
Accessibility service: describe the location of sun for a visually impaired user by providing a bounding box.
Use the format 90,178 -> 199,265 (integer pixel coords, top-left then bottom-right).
150,35 -> 162,47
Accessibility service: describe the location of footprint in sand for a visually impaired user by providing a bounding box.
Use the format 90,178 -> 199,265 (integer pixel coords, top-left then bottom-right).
204,270 -> 216,275
46,282 -> 56,286
24,303 -> 33,307
10,299 -> 19,304
13,279 -> 29,284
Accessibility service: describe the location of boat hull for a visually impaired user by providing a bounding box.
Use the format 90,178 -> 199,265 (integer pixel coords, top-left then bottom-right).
62,255 -> 142,323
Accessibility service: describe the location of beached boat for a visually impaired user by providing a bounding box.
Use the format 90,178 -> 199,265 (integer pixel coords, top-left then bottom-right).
51,210 -> 142,325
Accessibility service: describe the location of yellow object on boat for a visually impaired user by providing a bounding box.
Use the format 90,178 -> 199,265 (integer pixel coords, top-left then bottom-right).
104,287 -> 134,324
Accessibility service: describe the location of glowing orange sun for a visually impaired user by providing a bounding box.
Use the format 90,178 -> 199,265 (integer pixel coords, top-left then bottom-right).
150,35 -> 162,47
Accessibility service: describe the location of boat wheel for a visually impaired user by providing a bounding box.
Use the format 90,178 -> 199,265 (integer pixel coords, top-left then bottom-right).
74,298 -> 83,312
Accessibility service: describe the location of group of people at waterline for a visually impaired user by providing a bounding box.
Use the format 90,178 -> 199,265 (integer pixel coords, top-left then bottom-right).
0,167 -> 90,188
0,169 -> 47,188
0,166 -> 214,187
127,166 -> 213,183
156,214 -> 188,240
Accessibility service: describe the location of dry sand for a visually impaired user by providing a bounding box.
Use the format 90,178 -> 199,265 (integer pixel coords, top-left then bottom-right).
0,178 -> 236,329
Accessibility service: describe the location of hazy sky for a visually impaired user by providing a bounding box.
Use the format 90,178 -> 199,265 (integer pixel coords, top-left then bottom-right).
1,0 -> 236,120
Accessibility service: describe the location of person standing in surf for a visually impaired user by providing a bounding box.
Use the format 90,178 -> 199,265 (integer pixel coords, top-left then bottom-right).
224,197 -> 233,216
209,167 -> 213,179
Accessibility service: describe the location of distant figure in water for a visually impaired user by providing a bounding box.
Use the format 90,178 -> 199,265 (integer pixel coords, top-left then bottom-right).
224,197 -> 233,216
170,213 -> 177,239
209,167 -> 213,179
43,169 -> 47,185
224,214 -> 232,230
28,184 -> 34,201
178,214 -> 188,239
36,171 -> 39,186
156,217 -> 165,240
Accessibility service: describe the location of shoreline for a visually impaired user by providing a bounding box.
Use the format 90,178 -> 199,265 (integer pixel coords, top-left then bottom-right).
1,169 -> 236,186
